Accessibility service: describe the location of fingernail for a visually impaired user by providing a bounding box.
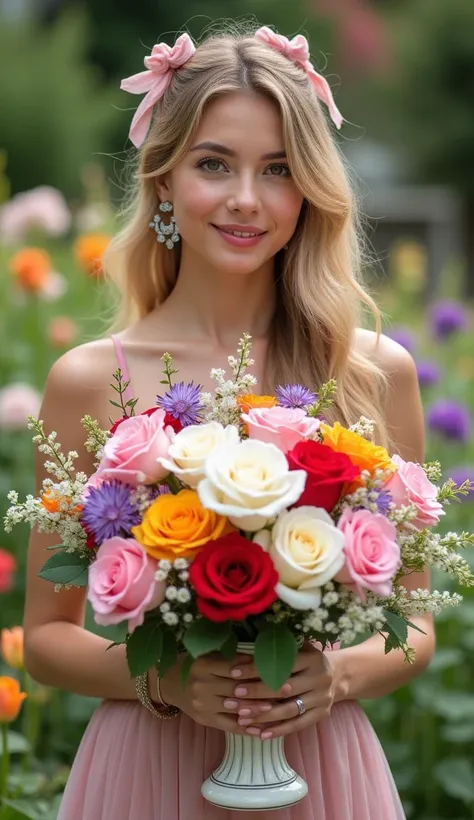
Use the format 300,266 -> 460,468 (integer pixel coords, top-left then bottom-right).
231,668 -> 243,678
246,727 -> 261,735
261,731 -> 273,740
282,683 -> 292,695
235,686 -> 247,697
238,708 -> 252,717
238,718 -> 252,726
259,704 -> 273,713
223,699 -> 239,709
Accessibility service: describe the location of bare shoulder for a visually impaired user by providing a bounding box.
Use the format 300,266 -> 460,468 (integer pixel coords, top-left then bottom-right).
354,328 -> 424,461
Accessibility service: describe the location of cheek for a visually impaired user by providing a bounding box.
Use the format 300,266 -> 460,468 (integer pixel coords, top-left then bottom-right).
176,179 -> 222,223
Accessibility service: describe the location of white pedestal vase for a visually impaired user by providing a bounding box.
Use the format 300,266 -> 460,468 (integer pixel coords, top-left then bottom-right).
201,642 -> 308,811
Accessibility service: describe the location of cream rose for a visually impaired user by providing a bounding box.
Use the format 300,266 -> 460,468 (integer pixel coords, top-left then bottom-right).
254,507 -> 345,610
197,439 -> 306,531
158,422 -> 239,488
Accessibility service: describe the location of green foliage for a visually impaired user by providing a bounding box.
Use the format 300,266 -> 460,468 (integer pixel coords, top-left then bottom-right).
37,552 -> 90,587
254,623 -> 297,692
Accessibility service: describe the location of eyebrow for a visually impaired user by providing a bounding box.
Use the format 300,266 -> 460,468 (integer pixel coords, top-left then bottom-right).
190,141 -> 287,161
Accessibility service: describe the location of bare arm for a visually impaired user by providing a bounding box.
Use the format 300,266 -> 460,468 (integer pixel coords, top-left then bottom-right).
331,333 -> 435,702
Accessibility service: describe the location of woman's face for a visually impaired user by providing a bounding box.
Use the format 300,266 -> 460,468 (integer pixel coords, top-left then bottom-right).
157,91 -> 304,276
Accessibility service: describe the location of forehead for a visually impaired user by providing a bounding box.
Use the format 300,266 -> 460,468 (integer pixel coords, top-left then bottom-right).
193,91 -> 285,153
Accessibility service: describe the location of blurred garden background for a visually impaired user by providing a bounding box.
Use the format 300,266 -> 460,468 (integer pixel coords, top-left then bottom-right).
1,0 -> 474,817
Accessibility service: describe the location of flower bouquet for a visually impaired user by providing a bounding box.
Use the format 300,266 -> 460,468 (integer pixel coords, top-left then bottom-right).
5,334 -> 474,811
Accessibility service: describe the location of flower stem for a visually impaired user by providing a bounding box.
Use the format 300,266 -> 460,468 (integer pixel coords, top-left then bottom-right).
0,722 -> 9,802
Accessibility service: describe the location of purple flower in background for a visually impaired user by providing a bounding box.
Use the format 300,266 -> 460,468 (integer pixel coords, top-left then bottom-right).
387,327 -> 416,354
82,481 -> 141,543
416,360 -> 441,388
430,300 -> 468,341
447,466 -> 474,501
275,384 -> 318,409
157,381 -> 202,426
426,400 -> 471,442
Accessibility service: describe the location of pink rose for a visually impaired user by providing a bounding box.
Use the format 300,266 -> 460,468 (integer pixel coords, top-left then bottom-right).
385,455 -> 444,529
336,508 -> 400,600
97,409 -> 172,486
88,537 -> 157,632
242,406 -> 320,454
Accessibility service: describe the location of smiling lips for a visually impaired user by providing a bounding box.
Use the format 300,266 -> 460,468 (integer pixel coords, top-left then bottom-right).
212,223 -> 267,248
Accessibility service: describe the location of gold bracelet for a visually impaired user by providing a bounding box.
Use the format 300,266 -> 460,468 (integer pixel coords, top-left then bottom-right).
135,672 -> 180,719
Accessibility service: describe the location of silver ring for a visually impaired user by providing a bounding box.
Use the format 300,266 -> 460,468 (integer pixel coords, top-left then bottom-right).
295,697 -> 306,716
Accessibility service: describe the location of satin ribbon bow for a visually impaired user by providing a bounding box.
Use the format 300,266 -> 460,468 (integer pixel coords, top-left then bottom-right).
254,26 -> 343,129
120,33 -> 196,148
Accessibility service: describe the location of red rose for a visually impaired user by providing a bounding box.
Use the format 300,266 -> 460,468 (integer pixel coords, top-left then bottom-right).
287,440 -> 360,512
163,412 -> 183,435
109,407 -> 182,436
0,548 -> 17,593
189,534 -> 278,622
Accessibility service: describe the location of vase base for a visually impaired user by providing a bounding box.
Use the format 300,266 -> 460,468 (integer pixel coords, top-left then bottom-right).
201,774 -> 308,811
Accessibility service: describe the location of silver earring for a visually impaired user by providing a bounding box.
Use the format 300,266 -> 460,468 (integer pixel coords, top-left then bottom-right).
149,201 -> 180,250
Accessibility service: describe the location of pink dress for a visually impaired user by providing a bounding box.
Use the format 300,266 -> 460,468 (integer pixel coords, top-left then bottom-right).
57,337 -> 406,820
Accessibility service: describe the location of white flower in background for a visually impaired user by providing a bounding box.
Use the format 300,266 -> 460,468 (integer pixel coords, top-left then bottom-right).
39,271 -> 68,302
0,383 -> 42,430
158,422 -> 239,488
0,186 -> 71,243
198,439 -> 306,531
254,507 -> 345,610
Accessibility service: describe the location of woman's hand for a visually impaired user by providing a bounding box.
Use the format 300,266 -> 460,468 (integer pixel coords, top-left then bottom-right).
159,653 -> 280,733
230,644 -> 338,740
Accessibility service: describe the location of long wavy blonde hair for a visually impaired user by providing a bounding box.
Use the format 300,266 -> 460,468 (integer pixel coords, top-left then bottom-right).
104,26 -> 389,445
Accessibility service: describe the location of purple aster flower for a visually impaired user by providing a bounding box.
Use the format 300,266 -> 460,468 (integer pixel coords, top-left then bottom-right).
430,300 -> 468,341
157,381 -> 202,426
416,360 -> 441,388
374,489 -> 393,515
275,384 -> 318,409
447,466 -> 474,501
387,327 -> 416,354
82,480 -> 141,543
426,400 -> 471,443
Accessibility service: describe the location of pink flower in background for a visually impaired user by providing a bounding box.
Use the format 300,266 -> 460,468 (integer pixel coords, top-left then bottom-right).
88,537 -> 156,631
0,549 -> 17,593
336,507 -> 400,601
242,406 -> 320,454
97,409 -> 173,485
48,316 -> 78,347
0,383 -> 42,430
39,271 -> 68,302
385,455 -> 444,529
0,186 -> 71,243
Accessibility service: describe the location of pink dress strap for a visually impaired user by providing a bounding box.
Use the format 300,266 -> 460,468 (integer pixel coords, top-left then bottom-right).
111,335 -> 135,403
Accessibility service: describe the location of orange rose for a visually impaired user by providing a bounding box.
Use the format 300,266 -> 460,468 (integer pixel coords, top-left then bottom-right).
0,627 -> 24,671
237,394 -> 277,415
321,422 -> 395,490
0,676 -> 27,723
9,248 -> 52,292
131,489 -> 232,560
74,233 -> 111,277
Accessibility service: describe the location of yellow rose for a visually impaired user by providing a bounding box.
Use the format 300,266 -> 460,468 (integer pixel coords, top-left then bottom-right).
131,489 -> 231,560
321,422 -> 394,489
237,394 -> 277,414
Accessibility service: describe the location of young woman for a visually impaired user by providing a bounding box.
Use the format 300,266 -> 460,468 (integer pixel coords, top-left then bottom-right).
23,25 -> 435,820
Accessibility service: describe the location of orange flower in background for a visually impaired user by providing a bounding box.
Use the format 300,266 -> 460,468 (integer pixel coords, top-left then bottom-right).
0,676 -> 27,723
132,489 -> 232,561
320,422 -> 395,490
237,394 -> 277,414
9,247 -> 52,291
74,233 -> 111,276
1,627 -> 24,671
48,316 -> 78,348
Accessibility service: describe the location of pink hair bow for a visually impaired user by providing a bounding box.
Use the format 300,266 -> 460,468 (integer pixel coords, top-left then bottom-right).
121,33 -> 196,148
254,27 -> 343,129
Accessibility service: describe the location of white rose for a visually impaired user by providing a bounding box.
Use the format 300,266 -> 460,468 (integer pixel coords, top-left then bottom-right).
254,507 -> 345,610
197,439 -> 306,531
158,422 -> 239,488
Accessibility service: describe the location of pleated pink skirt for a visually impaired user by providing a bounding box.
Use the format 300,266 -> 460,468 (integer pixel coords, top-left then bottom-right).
57,699 -> 406,819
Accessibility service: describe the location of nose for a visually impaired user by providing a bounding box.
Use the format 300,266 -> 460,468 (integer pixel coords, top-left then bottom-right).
227,171 -> 260,214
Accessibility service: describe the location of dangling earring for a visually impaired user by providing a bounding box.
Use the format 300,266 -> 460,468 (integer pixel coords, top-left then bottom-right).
149,201 -> 180,250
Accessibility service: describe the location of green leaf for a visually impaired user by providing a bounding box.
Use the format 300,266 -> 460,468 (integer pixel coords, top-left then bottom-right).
183,619 -> 231,658
0,801 -> 38,820
435,758 -> 474,804
406,619 -> 427,635
126,622 -> 163,677
220,631 -> 238,662
38,551 -> 89,586
0,731 -> 30,755
382,610 -> 408,645
156,630 -> 178,679
254,623 -> 298,691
